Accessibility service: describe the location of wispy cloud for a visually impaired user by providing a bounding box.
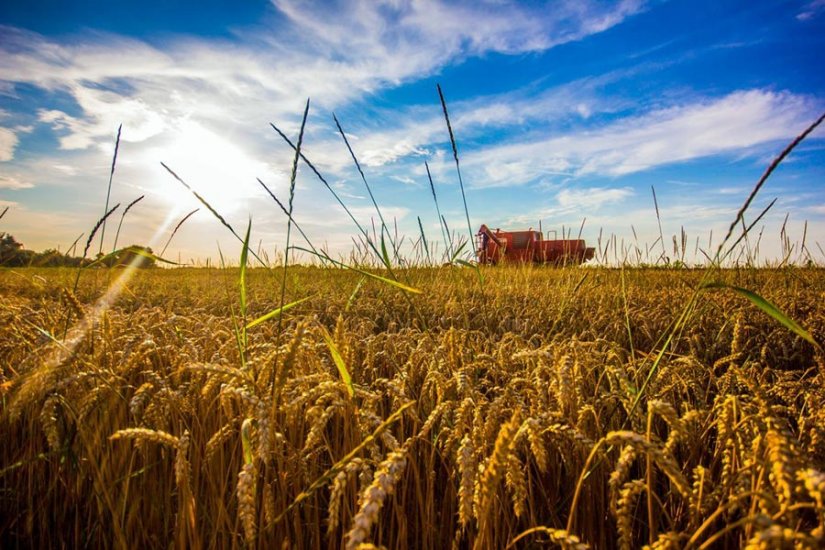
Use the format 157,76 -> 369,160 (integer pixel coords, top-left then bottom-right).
0,174 -> 33,189
557,186 -> 634,209
294,69 -> 636,178
304,83 -> 819,193
0,1 -> 645,153
797,0 -> 825,20
458,89 -> 820,186
273,0 -> 646,74
0,127 -> 19,161
37,87 -> 166,150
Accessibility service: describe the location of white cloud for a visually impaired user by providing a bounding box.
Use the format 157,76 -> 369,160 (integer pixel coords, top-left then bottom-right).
0,1 -> 645,153
291,70 -> 633,180
459,89 -> 820,185
0,174 -> 33,189
359,140 -> 429,168
390,175 -> 418,186
52,164 -> 79,176
274,0 -> 645,67
37,85 -> 166,150
716,186 -> 749,195
557,187 -> 633,209
0,127 -> 19,161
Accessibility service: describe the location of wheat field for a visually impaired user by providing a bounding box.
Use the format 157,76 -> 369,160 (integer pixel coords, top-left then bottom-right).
1,264 -> 823,549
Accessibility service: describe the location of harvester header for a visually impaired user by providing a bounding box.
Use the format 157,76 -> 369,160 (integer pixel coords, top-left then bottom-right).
476,224 -> 595,265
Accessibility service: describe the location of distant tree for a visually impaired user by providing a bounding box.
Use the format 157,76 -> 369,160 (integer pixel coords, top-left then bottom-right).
0,233 -> 25,265
0,233 -> 157,268
33,249 -> 67,267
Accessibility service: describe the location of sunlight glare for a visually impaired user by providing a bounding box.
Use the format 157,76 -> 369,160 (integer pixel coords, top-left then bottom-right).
157,121 -> 272,211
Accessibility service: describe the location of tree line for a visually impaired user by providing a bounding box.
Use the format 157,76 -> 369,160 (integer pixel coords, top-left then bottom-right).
0,233 -> 156,268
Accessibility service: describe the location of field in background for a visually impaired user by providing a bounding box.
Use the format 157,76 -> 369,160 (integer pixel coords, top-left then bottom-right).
1,265 -> 824,548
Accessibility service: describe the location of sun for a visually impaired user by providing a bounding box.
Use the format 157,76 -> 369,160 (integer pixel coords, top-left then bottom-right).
153,120 -> 274,212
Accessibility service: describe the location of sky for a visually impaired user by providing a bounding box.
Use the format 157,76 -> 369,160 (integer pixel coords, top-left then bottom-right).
0,0 -> 824,265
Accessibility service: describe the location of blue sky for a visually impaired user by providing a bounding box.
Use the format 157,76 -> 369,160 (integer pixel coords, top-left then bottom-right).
1,0 -> 824,264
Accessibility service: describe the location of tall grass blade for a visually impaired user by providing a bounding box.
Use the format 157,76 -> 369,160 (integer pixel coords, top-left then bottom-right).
425,161 -> 451,259
160,162 -> 266,266
256,178 -> 323,260
380,230 -> 391,269
83,204 -> 120,260
441,215 -> 452,256
66,232 -> 84,257
345,277 -> 366,313
450,240 -> 468,264
651,185 -> 666,263
278,98 -> 310,334
161,163 -> 236,238
454,259 -> 476,269
333,113 -> 395,256
718,111 -> 825,258
245,295 -> 313,329
112,195 -> 144,253
292,246 -> 422,294
270,122 -> 383,261
239,219 -> 251,321
160,208 -> 199,257
98,124 -> 122,255
417,216 -> 430,264
437,84 -> 475,254
726,198 -> 777,260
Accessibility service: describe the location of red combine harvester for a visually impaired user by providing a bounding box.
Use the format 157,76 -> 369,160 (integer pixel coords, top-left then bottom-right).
476,224 -> 595,265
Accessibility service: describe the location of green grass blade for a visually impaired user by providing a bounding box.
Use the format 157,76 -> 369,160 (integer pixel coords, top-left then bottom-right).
292,246 -> 422,294
320,325 -> 354,398
345,277 -> 366,313
239,219 -> 251,320
85,246 -> 180,268
573,273 -> 589,294
245,296 -> 313,330
450,239 -> 468,264
417,216 -> 430,264
380,230 -> 391,269
701,282 -> 819,347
